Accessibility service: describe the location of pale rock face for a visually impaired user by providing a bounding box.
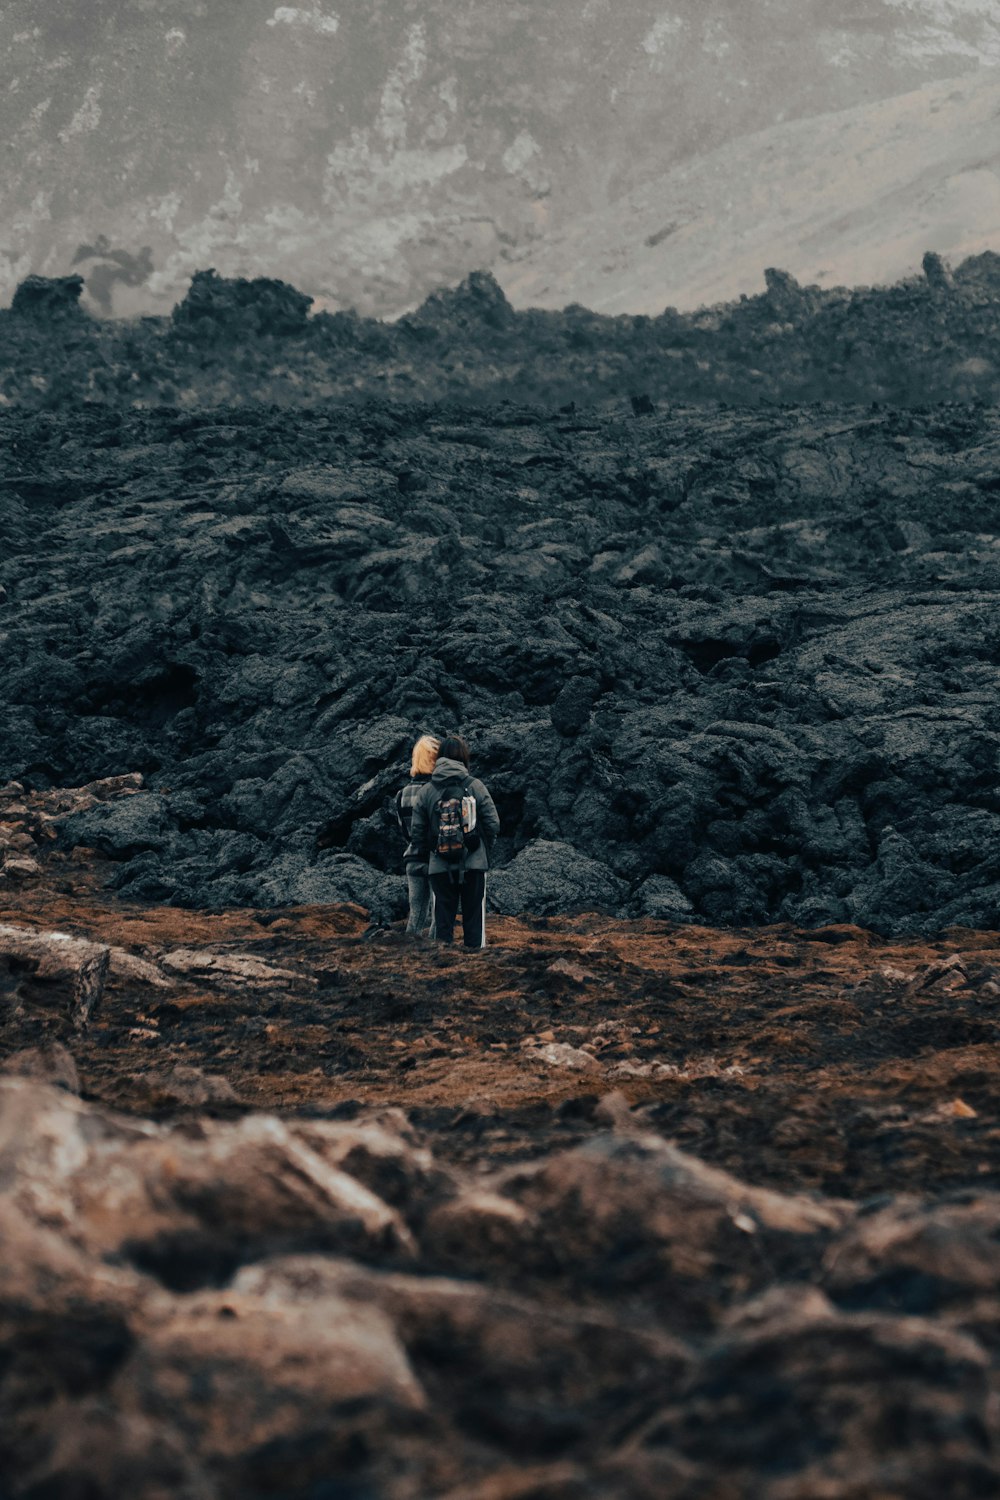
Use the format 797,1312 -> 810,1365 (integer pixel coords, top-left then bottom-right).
267,7 -> 341,36
504,69 -> 1000,315
0,1079 -> 415,1265
885,0 -> 1000,65
2,0 -> 999,316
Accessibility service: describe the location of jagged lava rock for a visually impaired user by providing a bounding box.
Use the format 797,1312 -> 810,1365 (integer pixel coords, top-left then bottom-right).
10,273 -> 86,321
6,250 -> 1000,406
489,840 -> 626,918
3,402 -> 1000,934
172,269 -> 314,338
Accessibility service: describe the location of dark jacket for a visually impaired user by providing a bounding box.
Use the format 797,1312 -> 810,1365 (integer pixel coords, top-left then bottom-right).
410,756 -> 500,875
396,772 -> 433,871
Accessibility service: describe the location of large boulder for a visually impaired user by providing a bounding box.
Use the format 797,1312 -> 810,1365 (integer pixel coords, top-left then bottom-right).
844,829 -> 957,930
405,270 -> 517,339
11,273 -> 86,320
235,1255 -> 687,1458
629,873 -> 695,920
172,269 -> 313,337
824,1194 -> 1000,1314
0,1081 -> 412,1288
476,1132 -> 845,1320
626,1302 -> 996,1498
58,793 -> 175,859
254,850 -> 406,921
114,1287 -> 425,1489
489,839 -> 626,917
0,926 -> 111,1031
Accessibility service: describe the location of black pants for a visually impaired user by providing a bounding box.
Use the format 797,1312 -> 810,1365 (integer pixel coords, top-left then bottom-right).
429,870 -> 487,948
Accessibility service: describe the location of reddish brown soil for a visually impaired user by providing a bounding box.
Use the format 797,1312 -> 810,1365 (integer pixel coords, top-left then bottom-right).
4,846 -> 999,1204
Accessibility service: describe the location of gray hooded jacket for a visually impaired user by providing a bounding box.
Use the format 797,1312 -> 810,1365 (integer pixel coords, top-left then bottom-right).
410,756 -> 501,875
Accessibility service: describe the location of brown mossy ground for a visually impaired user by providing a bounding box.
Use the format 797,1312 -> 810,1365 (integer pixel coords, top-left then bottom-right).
3,841 -> 998,1203
5,800 -> 1000,1499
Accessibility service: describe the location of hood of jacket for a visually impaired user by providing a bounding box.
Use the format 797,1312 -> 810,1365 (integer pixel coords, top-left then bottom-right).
430,757 -> 473,786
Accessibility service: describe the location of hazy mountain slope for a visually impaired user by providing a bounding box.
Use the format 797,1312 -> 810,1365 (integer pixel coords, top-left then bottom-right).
501,69 -> 1000,313
2,1 -> 1000,316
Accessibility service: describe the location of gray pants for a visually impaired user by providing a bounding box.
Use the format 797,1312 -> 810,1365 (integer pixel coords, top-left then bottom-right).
405,870 -> 434,936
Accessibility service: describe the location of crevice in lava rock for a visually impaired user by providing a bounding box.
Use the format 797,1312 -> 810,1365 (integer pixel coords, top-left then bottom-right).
679,638 -> 748,674
85,664 -> 200,729
747,635 -> 783,668
125,1234 -> 245,1293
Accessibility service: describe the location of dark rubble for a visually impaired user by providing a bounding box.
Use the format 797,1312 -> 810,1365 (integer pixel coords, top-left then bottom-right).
2,400 -> 1000,933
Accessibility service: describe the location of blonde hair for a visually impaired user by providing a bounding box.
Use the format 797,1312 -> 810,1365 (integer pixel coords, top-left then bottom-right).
410,734 -> 440,776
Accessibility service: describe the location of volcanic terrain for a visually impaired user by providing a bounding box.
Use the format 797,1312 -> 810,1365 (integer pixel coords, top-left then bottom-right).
2,269 -> 1000,1496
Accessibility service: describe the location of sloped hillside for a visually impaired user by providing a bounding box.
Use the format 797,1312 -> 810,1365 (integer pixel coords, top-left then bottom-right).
3,0 -> 1000,315
502,69 -> 1000,314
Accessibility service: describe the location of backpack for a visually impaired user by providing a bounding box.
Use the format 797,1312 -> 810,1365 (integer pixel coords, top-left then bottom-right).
433,777 -> 477,865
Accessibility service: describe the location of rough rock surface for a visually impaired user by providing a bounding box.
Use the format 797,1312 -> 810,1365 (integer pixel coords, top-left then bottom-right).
4,403 -> 1000,932
2,259 -> 1000,1494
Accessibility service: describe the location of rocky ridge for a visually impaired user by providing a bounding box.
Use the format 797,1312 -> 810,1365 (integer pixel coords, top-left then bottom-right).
5,252 -> 1000,410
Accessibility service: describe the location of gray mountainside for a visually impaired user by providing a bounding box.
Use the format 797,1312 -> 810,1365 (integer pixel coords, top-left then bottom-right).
3,0 -> 1000,314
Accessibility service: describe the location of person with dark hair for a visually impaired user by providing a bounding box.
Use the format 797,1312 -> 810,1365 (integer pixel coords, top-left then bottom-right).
395,733 -> 440,936
410,734 -> 500,949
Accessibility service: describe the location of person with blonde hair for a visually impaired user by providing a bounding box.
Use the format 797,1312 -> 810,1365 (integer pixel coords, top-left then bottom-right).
395,733 -> 440,936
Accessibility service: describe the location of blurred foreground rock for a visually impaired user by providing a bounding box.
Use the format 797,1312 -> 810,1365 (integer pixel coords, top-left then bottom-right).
1,1075 -> 998,1497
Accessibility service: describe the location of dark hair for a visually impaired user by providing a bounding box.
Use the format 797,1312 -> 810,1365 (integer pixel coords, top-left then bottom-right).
437,735 -> 470,767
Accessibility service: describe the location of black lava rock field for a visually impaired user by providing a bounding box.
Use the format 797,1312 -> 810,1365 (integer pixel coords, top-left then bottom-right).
4,396 -> 1000,934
